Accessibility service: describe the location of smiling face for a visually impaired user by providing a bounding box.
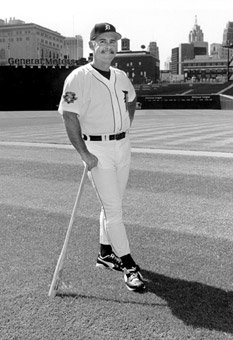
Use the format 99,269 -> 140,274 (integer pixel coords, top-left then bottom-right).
89,32 -> 118,70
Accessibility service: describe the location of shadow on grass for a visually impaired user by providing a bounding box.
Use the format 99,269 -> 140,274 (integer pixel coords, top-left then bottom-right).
142,269 -> 233,334
57,291 -> 167,308
57,270 -> 233,334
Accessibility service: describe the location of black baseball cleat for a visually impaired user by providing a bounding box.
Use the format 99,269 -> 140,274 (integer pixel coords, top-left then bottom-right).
96,252 -> 124,272
124,266 -> 145,292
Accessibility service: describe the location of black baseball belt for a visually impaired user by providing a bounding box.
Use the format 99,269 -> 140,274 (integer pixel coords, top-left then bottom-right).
83,132 -> 126,141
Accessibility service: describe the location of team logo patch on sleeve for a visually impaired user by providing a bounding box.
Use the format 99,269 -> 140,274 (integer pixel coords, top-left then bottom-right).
63,91 -> 77,104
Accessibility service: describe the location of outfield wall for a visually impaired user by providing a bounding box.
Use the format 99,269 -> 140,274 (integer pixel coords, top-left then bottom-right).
0,66 -> 230,111
219,95 -> 233,110
0,66 -> 74,111
138,95 -> 221,110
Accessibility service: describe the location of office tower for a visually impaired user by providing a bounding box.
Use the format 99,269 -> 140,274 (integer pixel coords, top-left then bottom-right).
148,41 -> 159,59
64,35 -> 83,60
222,21 -> 233,45
189,16 -> 208,56
189,15 -> 204,43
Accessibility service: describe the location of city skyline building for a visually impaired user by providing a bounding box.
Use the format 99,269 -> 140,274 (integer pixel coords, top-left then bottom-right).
189,16 -> 208,56
0,19 -> 65,64
182,22 -> 233,82
210,43 -> 222,58
0,18 -> 85,65
113,50 -> 160,84
121,38 -> 130,51
164,56 -> 172,71
171,17 -> 212,77
221,22 -> 233,66
64,35 -> 83,60
189,15 -> 204,43
147,41 -> 159,60
1,15 -> 233,82
222,21 -> 233,45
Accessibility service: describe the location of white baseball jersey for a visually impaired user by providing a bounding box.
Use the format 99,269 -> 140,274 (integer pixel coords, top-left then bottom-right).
58,63 -> 136,135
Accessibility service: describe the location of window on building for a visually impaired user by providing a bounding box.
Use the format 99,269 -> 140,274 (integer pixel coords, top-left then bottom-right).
139,62 -> 141,66
0,48 -> 6,59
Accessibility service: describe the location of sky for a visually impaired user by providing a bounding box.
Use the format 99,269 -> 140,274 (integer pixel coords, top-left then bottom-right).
2,0 -> 233,68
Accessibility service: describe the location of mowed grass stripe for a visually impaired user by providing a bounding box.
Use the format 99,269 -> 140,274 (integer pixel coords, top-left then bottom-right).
1,203 -> 233,339
2,149 -> 233,339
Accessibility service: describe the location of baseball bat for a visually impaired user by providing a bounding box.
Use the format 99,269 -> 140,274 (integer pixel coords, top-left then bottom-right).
48,163 -> 88,298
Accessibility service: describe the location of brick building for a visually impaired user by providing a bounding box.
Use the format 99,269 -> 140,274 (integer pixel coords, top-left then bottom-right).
112,50 -> 160,84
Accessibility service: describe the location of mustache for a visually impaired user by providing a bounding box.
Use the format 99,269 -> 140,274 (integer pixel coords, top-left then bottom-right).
101,50 -> 115,54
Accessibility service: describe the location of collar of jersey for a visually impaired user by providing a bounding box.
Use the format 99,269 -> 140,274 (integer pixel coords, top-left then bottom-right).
87,63 -> 114,83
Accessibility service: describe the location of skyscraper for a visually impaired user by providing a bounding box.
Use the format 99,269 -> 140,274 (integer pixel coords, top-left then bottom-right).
189,16 -> 208,56
222,21 -> 233,45
189,15 -> 204,43
64,35 -> 83,60
171,16 -> 208,76
222,21 -> 233,79
147,41 -> 159,60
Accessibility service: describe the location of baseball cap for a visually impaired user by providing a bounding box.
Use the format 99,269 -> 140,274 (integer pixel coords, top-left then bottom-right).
90,23 -> 122,41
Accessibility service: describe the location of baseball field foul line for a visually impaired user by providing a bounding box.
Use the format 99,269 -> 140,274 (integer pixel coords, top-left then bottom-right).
1,141 -> 233,158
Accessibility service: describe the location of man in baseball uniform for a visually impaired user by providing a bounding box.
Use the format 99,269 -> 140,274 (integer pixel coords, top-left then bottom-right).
58,22 -> 145,292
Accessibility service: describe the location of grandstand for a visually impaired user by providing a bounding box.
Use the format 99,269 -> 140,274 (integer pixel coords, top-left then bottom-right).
134,82 -> 233,96
135,82 -> 233,110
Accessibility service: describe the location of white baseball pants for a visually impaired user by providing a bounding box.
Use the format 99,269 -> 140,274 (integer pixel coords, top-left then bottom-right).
86,135 -> 131,257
